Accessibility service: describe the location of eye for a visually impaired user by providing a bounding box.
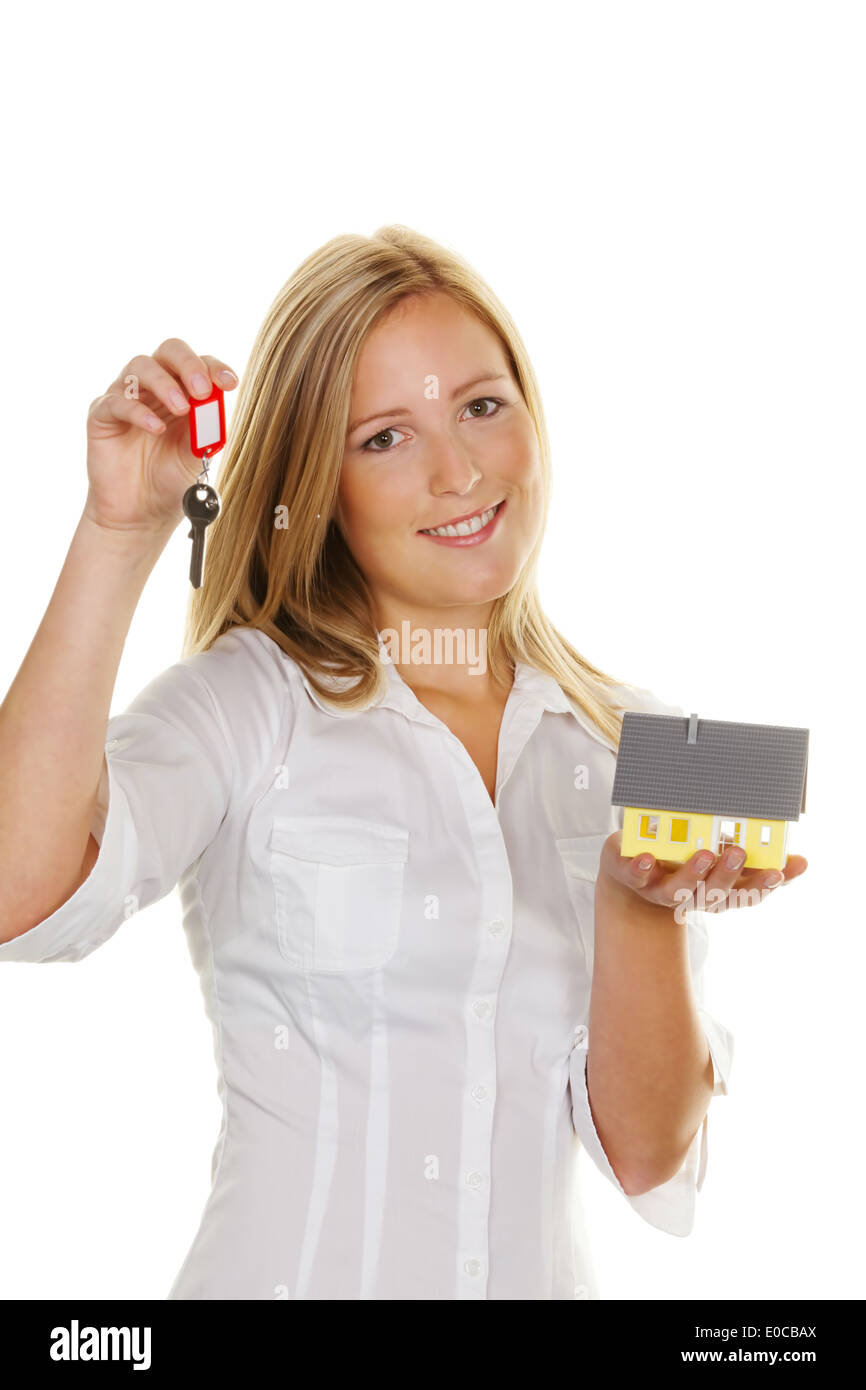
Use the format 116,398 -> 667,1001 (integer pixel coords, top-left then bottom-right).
360,397 -> 507,453
361,425 -> 409,453
459,396 -> 505,422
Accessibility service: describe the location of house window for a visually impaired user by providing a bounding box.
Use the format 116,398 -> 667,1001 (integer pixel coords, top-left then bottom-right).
760,824 -> 772,846
669,817 -> 690,843
639,814 -> 659,839
718,819 -> 742,850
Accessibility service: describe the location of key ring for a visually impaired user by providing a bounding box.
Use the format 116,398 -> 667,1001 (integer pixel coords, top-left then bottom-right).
197,448 -> 215,487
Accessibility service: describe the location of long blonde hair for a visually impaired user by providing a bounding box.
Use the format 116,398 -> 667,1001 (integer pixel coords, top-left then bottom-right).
182,224 -> 634,746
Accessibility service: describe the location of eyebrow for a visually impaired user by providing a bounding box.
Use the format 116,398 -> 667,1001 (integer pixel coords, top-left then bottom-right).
347,371 -> 510,436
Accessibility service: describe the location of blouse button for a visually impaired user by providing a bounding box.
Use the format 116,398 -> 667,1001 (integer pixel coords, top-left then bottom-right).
572,1024 -> 588,1047
472,1000 -> 492,1021
471,1085 -> 488,1102
574,1284 -> 589,1299
487,919 -> 505,937
466,1170 -> 484,1189
463,1259 -> 482,1277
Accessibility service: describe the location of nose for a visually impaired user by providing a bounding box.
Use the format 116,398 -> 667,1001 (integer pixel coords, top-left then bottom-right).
426,434 -> 483,498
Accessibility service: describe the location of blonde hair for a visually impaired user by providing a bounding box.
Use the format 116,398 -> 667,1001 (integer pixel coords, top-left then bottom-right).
182,224 -> 635,746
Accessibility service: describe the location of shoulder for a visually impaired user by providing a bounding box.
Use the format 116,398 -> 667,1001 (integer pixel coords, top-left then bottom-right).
157,625 -> 297,746
184,624 -> 292,687
604,677 -> 686,720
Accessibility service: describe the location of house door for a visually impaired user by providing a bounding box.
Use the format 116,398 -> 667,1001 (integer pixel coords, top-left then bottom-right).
713,815 -> 747,854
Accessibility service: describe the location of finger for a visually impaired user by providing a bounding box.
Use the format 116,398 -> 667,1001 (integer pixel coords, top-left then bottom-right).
199,354 -> 239,390
689,845 -> 750,912
756,853 -> 808,895
778,854 -> 808,885
708,847 -> 810,901
701,845 -> 747,888
116,355 -> 191,416
707,847 -> 806,911
613,841 -> 669,894
88,390 -> 166,435
606,834 -> 680,900
151,337 -> 217,399
625,847 -> 715,909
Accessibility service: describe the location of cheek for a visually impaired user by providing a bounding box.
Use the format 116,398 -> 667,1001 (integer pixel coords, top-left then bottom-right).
498,418 -> 539,476
336,477 -> 414,554
335,473 -> 371,536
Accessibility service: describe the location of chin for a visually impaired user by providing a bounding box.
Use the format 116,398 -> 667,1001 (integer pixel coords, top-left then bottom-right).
426,568 -> 520,607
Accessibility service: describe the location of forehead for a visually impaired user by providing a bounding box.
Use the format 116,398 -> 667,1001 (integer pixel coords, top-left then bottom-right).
352,294 -> 505,390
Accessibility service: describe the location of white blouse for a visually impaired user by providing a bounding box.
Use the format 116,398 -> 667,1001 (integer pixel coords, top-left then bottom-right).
0,625 -> 733,1300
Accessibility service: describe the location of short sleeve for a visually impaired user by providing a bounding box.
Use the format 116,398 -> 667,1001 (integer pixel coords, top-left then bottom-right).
0,655 -> 235,964
568,678 -> 735,1235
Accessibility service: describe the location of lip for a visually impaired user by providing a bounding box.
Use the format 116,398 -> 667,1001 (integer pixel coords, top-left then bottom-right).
417,498 -> 506,547
419,497 -> 504,531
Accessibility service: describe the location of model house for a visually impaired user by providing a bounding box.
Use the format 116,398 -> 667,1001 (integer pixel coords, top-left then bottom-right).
612,711 -> 809,871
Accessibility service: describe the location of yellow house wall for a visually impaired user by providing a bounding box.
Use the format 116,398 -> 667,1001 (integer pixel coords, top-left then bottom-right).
620,807 -> 788,870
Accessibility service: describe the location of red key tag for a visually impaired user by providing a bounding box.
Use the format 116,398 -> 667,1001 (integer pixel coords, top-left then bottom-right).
183,384 -> 225,590
189,384 -> 226,459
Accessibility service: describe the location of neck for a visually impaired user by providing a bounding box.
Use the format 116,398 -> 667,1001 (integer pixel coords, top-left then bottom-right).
378,622 -> 512,704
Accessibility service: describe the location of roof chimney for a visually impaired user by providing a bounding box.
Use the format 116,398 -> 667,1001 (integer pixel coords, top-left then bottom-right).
687,712 -> 698,745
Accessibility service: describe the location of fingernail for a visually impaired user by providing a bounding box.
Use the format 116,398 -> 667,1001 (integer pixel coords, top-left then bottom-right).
636,855 -> 653,871
696,853 -> 714,873
726,849 -> 746,870
765,871 -> 783,887
170,390 -> 187,410
219,369 -> 237,385
192,372 -> 210,396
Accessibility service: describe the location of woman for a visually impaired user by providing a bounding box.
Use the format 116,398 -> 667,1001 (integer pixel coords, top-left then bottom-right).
0,225 -> 806,1300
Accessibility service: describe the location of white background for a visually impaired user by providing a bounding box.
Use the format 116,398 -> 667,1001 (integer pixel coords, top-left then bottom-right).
0,0 -> 862,1301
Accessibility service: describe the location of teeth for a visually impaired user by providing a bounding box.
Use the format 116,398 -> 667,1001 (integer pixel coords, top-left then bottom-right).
423,503 -> 499,537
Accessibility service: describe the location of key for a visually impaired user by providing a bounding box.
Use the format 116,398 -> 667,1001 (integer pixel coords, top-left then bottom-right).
182,482 -> 220,589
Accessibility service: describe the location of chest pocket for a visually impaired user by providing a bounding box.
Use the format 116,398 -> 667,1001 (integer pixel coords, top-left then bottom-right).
269,815 -> 409,973
554,832 -> 610,975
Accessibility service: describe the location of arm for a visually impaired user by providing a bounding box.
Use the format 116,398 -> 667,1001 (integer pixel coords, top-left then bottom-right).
586,869 -> 715,1194
0,512 -> 171,941
0,337 -> 238,944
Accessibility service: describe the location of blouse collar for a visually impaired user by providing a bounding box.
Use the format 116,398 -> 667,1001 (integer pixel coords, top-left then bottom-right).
290,633 -> 614,753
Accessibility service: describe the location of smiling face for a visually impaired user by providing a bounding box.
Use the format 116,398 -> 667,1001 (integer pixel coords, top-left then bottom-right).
335,291 -> 544,637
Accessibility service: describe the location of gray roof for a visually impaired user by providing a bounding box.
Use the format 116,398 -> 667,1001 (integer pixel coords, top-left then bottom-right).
611,712 -> 809,821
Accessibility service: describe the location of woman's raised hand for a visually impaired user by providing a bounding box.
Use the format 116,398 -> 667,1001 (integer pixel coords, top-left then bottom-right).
84,338 -> 238,534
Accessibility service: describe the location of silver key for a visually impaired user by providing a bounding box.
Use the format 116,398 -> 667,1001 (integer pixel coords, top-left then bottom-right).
182,483 -> 220,589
